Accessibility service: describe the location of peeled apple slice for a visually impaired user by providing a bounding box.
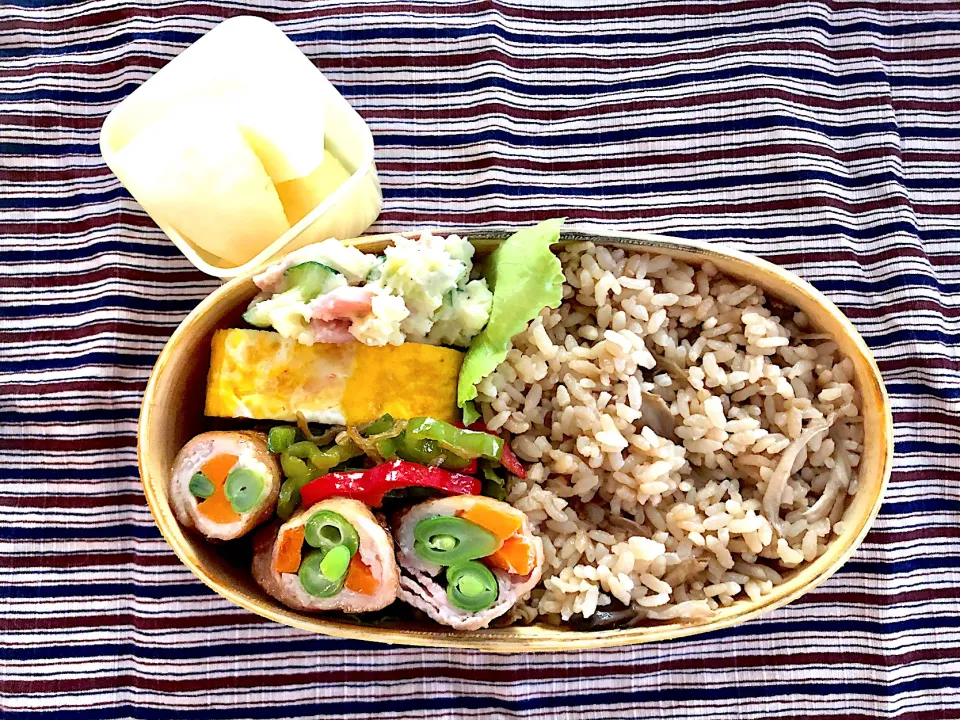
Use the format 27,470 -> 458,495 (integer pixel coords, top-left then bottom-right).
221,83 -> 326,185
111,98 -> 290,266
276,150 -> 353,226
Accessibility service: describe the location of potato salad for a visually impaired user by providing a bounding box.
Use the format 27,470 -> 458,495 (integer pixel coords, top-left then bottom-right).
244,232 -> 493,347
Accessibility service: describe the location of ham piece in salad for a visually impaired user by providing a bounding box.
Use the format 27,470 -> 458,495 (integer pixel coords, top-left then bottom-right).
244,233 -> 493,348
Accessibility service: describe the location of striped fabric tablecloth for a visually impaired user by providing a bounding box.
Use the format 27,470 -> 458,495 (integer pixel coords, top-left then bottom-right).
3,1 -> 959,718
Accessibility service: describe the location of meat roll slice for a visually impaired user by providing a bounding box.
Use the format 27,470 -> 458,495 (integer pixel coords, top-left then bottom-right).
394,496 -> 544,630
252,498 -> 399,613
170,431 -> 280,541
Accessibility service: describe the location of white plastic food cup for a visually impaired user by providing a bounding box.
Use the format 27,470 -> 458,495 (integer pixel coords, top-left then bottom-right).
100,15 -> 382,278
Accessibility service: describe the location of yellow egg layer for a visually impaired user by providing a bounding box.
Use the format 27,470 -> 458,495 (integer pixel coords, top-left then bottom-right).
205,328 -> 463,426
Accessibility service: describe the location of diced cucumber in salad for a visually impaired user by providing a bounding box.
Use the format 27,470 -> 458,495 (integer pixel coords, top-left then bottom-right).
284,262 -> 341,300
242,260 -> 346,332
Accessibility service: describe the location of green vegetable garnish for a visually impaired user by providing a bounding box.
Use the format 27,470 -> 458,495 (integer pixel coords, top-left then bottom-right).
461,400 -> 479,426
276,442 -> 365,518
280,452 -> 309,479
361,414 -> 396,436
356,414 -> 474,469
267,426 -> 299,453
446,562 -> 498,612
305,510 -> 360,556
457,219 -> 565,423
223,468 -> 264,513
358,414 -> 407,460
298,549 -> 345,597
413,516 -> 500,566
281,441 -> 361,476
405,417 -> 503,461
318,443 -> 363,471
276,475 -> 315,521
481,465 -> 507,501
188,473 -> 214,499
327,443 -> 363,469
285,441 -> 325,464
395,436 -> 471,470
376,434 -> 402,460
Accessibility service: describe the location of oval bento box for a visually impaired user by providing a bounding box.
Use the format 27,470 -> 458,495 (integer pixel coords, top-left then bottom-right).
137,228 -> 893,652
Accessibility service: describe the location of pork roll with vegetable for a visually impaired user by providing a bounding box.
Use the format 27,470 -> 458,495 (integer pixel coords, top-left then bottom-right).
394,496 -> 544,630
252,498 -> 399,612
170,431 -> 281,541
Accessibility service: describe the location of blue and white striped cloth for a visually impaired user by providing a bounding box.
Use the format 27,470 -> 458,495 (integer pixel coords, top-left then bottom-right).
2,2 -> 959,718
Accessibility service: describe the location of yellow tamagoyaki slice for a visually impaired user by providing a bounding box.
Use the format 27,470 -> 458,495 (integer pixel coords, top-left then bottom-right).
205,328 -> 463,425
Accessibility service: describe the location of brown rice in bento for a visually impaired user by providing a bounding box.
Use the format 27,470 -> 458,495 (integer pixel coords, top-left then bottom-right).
475,242 -> 863,624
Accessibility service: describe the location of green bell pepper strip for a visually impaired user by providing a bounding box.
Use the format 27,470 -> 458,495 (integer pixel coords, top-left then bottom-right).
280,452 -> 309,479
395,436 -> 473,470
446,562 -> 498,612
305,510 -> 360,555
354,414 -> 477,470
360,414 -> 405,461
281,442 -> 363,478
276,474 -> 315,521
461,420 -> 526,479
413,516 -> 501,566
376,434 -> 402,460
277,442 -> 365,519
405,417 -> 504,462
394,437 -> 435,465
361,414 -> 396,436
285,441 -> 325,464
298,549 -> 345,597
267,426 -> 299,453
311,442 -> 363,472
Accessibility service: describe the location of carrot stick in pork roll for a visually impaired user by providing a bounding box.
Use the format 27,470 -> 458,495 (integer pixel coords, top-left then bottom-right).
252,498 -> 399,613
170,431 -> 280,541
393,496 -> 544,630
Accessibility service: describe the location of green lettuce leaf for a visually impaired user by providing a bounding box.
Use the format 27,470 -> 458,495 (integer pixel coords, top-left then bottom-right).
457,218 -> 565,411
461,399 -> 481,426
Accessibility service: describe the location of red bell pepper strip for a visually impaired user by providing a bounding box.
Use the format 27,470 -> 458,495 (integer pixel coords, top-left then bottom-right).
497,444 -> 526,480
300,458 -> 481,509
460,420 -> 527,480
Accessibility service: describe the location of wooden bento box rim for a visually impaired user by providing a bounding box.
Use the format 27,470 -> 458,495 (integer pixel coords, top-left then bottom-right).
138,227 -> 893,652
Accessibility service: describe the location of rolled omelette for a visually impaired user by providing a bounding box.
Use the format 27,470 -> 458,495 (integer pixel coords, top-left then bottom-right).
252,498 -> 399,613
394,496 -> 544,631
205,328 -> 463,426
170,431 -> 281,542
